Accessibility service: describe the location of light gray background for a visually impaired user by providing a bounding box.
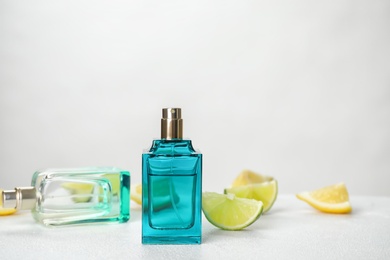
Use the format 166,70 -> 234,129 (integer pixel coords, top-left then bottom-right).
1,0 -> 389,196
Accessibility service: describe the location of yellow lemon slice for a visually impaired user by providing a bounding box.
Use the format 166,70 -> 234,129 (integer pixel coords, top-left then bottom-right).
0,189 -> 17,216
231,169 -> 273,187
131,181 -> 181,212
296,182 -> 352,214
202,192 -> 263,230
130,184 -> 142,205
0,208 -> 16,216
224,180 -> 278,213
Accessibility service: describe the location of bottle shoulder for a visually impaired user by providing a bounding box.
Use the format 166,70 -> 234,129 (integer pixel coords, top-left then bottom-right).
144,139 -> 201,155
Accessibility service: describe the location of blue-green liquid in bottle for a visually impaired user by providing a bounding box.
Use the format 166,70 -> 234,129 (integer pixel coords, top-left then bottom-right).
142,140 -> 202,244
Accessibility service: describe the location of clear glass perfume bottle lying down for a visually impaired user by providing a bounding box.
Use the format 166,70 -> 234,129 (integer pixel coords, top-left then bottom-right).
1,167 -> 130,226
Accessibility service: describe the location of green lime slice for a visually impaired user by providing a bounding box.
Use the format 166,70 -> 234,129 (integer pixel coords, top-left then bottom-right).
202,192 -> 263,230
224,180 -> 278,213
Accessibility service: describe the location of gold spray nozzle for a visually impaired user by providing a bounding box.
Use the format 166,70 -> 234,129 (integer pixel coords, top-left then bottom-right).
161,108 -> 183,140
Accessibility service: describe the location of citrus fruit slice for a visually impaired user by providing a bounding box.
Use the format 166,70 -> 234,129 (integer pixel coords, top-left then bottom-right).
61,174 -> 121,203
130,184 -> 142,205
224,179 -> 278,213
231,169 -> 273,187
61,182 -> 95,203
202,192 -> 263,230
296,182 -> 352,214
0,189 -> 17,216
131,180 -> 181,212
102,173 -> 120,195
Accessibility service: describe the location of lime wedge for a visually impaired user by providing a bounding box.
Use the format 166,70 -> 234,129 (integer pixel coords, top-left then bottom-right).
202,192 -> 263,230
224,179 -> 278,213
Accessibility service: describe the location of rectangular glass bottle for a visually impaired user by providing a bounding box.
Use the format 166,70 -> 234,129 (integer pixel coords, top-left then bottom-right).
2,167 -> 130,226
142,108 -> 202,244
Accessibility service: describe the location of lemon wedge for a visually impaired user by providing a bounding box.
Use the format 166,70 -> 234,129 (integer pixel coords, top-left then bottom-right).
202,192 -> 263,230
130,184 -> 142,205
296,182 -> 352,214
231,169 -> 274,187
131,181 -> 180,211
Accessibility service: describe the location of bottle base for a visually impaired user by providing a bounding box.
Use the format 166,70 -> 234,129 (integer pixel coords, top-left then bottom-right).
142,236 -> 201,245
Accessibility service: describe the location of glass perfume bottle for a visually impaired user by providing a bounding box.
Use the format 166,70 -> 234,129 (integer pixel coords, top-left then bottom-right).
1,167 -> 130,226
142,108 -> 202,244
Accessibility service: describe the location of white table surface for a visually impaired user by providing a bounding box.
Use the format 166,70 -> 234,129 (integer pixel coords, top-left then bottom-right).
1,195 -> 389,260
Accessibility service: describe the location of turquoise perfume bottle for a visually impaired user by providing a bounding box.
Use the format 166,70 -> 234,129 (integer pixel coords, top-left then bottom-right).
142,108 -> 202,244
1,167 -> 130,226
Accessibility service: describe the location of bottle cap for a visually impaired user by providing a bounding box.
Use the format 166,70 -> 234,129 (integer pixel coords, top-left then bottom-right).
1,187 -> 37,210
161,108 -> 183,140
